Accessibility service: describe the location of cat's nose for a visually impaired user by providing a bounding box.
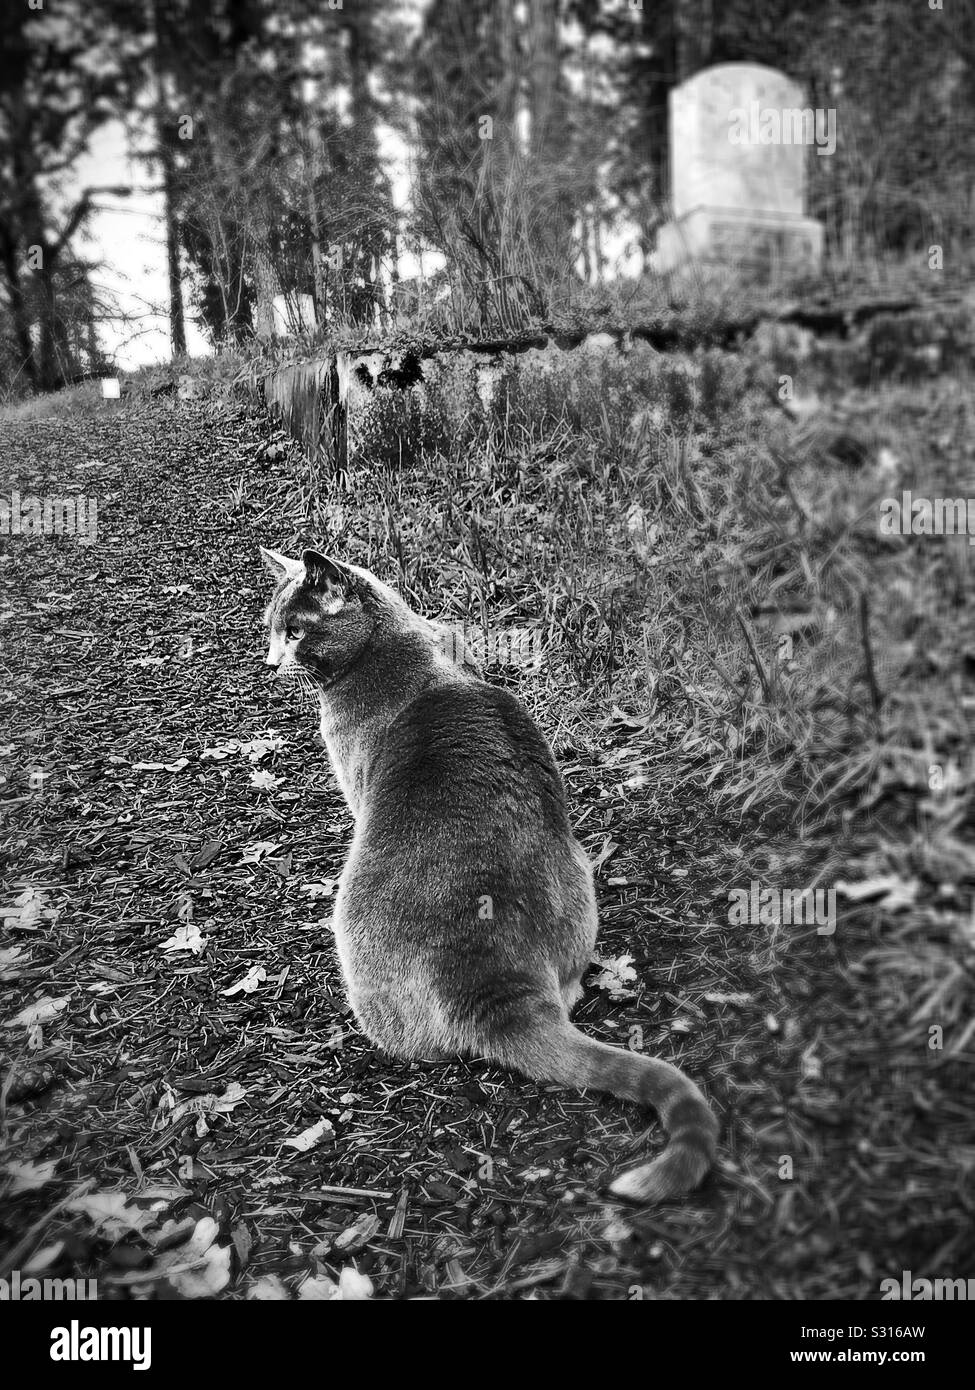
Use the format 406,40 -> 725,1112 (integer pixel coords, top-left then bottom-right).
265,632 -> 286,669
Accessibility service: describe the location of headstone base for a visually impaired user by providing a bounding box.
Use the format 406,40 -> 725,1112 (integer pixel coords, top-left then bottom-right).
654,206 -> 823,277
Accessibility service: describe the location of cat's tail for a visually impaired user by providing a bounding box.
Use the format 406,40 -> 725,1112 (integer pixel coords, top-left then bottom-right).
493,1008 -> 717,1204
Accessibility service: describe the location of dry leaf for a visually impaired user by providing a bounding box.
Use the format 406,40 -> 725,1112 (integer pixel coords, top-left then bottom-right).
4,995 -> 69,1030
249,769 -> 282,791
335,1267 -> 373,1300
298,1274 -> 337,1300
241,734 -> 285,762
67,1191 -> 156,1240
590,837 -> 619,873
156,1217 -> 231,1298
247,1273 -> 290,1300
590,954 -> 637,1000
240,840 -> 281,864
23,1242 -> 64,1273
221,966 -> 266,997
301,881 -> 337,899
160,924 -> 208,955
0,945 -> 27,978
333,1213 -> 380,1254
3,888 -> 58,932
168,1082 -> 248,1135
284,1117 -> 335,1152
835,875 -> 919,912
3,1159 -> 59,1193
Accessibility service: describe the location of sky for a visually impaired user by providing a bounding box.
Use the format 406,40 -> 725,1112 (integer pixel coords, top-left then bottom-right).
73,121 -> 209,370
64,0 -> 638,372
60,0 -> 430,371
70,115 -> 434,371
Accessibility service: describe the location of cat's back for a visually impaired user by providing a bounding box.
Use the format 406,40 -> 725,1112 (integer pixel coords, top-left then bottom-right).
366,677 -> 571,838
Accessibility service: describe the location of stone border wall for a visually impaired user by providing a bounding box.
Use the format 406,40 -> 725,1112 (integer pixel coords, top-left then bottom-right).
259,295 -> 970,476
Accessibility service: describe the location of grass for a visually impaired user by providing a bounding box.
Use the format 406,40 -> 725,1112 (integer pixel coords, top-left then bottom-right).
274,301 -> 975,1290
0,284 -> 972,1299
0,381 -> 108,424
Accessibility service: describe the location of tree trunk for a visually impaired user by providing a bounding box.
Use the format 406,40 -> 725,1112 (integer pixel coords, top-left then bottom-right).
675,0 -> 715,81
37,256 -> 63,391
528,0 -> 559,157
305,125 -> 325,331
496,0 -> 519,140
0,244 -> 37,390
161,144 -> 186,357
152,0 -> 186,358
252,243 -> 280,338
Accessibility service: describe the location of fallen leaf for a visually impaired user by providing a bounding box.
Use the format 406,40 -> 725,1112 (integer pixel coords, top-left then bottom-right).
221,966 -> 266,997
298,1273 -> 337,1300
240,840 -> 281,864
332,1213 -> 380,1255
3,1159 -> 59,1193
240,734 -> 286,763
247,1273 -> 290,1300
23,1242 -> 64,1273
2,888 -> 58,932
232,1222 -> 252,1269
801,1044 -> 823,1081
301,881 -> 337,899
590,837 -> 619,873
0,945 -> 27,977
160,924 -> 208,955
284,1117 -> 335,1152
168,1082 -> 248,1136
298,1267 -> 374,1301
156,1217 -> 230,1298
835,875 -> 919,912
3,1060 -> 56,1101
4,996 -> 69,1030
191,840 -> 223,870
519,1166 -> 553,1182
590,954 -> 637,1000
67,1191 -> 156,1240
249,769 -> 282,791
335,1267 -> 373,1300
201,741 -> 239,761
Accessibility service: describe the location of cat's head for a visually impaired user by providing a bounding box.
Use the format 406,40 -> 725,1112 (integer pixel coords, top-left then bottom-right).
260,546 -> 377,690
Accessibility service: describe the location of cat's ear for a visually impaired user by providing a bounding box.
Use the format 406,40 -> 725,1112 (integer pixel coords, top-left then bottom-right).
259,546 -> 299,581
301,548 -> 350,597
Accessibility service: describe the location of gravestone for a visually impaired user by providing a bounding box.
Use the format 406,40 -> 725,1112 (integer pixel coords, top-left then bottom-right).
654,63 -> 825,276
270,293 -> 317,337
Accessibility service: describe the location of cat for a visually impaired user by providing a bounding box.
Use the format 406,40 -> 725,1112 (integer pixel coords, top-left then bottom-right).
260,545 -> 718,1202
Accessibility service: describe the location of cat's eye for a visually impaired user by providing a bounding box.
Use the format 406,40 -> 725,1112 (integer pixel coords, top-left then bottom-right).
285,624 -> 303,641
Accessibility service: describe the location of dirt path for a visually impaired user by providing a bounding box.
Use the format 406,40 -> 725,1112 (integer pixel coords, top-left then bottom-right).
1,388 -> 964,1300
